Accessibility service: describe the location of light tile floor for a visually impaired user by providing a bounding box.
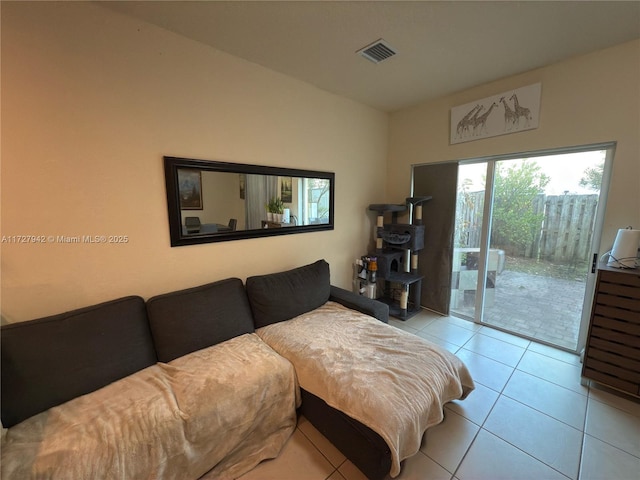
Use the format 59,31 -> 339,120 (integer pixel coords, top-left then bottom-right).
238,310 -> 640,480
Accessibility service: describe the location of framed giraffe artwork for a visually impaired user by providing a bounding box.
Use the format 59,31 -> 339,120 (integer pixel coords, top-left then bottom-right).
450,82 -> 541,145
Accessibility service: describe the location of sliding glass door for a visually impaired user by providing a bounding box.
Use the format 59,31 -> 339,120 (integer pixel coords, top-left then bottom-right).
450,145 -> 613,351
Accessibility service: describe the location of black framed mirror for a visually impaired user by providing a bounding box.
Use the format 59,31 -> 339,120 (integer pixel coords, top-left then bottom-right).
164,156 -> 335,246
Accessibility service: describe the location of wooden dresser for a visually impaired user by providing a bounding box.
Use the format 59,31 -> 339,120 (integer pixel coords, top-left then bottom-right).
581,265 -> 640,396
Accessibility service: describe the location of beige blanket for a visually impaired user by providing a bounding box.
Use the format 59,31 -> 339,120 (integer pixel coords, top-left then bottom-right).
257,302 -> 475,477
1,333 -> 299,480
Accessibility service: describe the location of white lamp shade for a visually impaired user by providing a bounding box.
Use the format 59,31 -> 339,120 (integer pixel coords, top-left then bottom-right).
607,228 -> 640,268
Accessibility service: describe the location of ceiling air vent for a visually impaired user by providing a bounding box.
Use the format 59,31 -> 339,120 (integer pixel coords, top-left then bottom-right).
357,39 -> 397,64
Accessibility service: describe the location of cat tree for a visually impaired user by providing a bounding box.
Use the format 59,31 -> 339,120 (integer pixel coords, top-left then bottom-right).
357,196 -> 431,320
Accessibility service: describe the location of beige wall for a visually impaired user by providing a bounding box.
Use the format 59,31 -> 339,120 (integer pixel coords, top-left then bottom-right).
0,2 -> 388,322
388,40 -> 640,255
193,171 -> 245,230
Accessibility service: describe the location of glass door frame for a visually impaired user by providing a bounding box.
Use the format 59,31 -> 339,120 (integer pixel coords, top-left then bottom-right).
458,142 -> 615,354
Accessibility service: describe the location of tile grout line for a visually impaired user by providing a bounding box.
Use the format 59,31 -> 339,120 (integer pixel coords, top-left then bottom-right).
485,341 -> 582,479
416,317 -> 640,478
449,334 -> 577,479
295,422 -> 348,479
575,388 -> 593,480
446,329 -> 517,480
581,391 -> 640,461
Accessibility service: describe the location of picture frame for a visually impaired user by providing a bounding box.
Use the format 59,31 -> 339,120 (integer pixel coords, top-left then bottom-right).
177,168 -> 202,210
450,82 -> 541,145
239,174 -> 245,199
281,177 -> 292,203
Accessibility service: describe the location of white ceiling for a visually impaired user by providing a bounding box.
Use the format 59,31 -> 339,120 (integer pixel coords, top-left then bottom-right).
102,1 -> 640,112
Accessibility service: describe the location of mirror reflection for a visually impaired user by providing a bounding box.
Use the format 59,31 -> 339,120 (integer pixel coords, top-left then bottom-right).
164,157 -> 334,246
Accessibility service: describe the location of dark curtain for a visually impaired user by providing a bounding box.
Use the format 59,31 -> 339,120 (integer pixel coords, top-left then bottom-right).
412,163 -> 458,314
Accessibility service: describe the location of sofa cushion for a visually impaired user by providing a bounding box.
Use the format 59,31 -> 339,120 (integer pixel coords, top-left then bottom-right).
246,259 -> 331,328
146,277 -> 255,363
1,296 -> 156,428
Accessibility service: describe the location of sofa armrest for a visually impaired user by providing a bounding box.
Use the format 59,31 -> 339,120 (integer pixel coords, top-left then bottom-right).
329,286 -> 389,323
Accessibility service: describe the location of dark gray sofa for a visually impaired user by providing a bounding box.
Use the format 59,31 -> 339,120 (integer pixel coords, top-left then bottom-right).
1,260 -> 392,480
245,260 -> 392,480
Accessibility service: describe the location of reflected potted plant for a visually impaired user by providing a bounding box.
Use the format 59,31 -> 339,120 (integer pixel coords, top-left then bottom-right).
267,197 -> 285,223
266,200 -> 274,221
